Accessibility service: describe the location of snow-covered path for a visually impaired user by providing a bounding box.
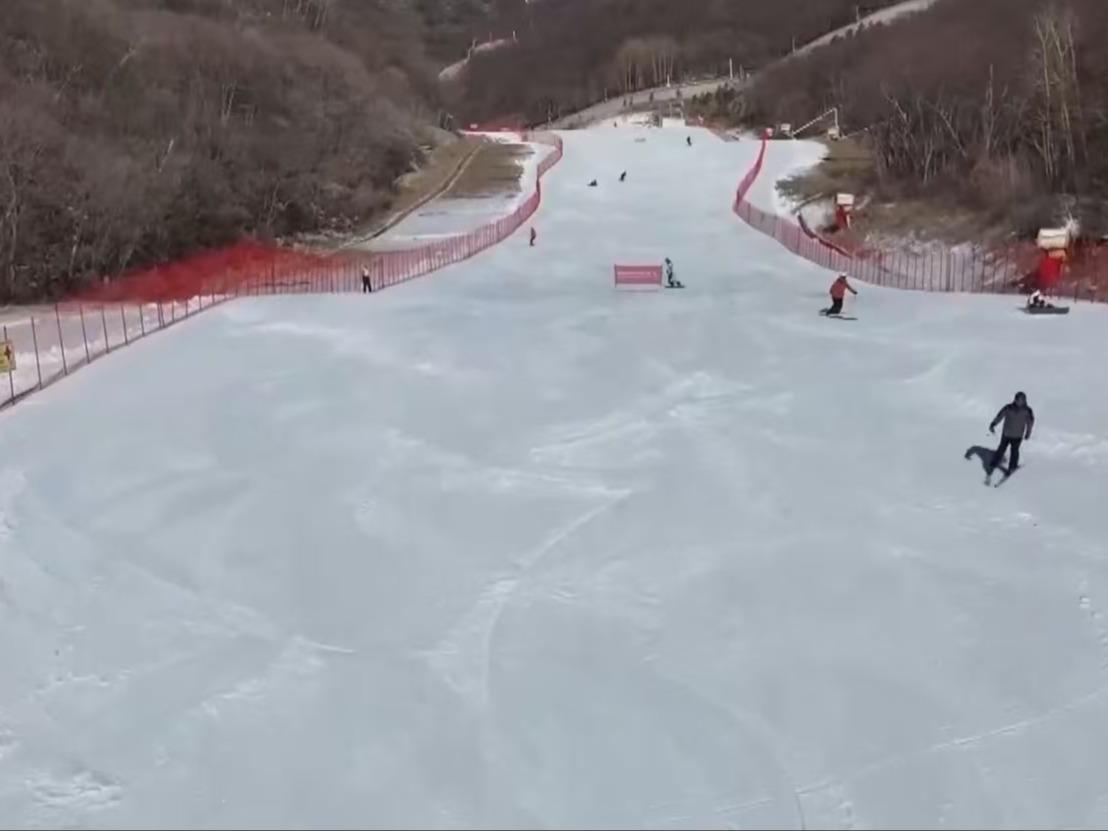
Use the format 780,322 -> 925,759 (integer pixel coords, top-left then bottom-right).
1,127 -> 1108,829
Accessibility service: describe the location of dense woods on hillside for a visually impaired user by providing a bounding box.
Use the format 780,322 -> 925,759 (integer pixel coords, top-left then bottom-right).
736,0 -> 1108,236
0,0 -> 451,303
455,0 -> 903,124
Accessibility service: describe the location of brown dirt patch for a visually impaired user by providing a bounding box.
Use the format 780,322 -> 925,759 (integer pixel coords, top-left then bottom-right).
444,142 -> 529,198
383,137 -> 483,221
778,136 -> 876,205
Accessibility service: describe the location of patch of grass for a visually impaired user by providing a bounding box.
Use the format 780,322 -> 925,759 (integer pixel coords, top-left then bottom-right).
445,142 -> 529,198
778,136 -> 1018,246
387,136 -> 482,216
778,135 -> 875,206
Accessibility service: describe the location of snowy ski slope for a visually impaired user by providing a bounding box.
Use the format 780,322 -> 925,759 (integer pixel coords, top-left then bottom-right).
1,126 -> 1108,829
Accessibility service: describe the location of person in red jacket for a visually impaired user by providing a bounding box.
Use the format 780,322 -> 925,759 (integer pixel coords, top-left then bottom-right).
822,274 -> 857,316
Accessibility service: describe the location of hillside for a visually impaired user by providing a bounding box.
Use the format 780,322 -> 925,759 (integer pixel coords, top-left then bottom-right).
452,0 -> 906,125
736,0 -> 1108,244
0,0 -> 444,303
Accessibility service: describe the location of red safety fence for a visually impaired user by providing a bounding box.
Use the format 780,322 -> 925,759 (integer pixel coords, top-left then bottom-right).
1,132 -> 563,412
614,264 -> 663,287
733,138 -> 1108,303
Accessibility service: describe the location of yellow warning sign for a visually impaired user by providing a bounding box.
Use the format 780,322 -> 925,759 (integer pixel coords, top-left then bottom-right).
0,340 -> 15,373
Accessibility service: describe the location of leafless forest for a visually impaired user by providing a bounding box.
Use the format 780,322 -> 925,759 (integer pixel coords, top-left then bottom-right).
0,0 -> 450,302
729,0 -> 1108,236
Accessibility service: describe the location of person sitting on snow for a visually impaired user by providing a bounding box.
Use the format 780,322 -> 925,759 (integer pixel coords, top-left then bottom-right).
1027,289 -> 1052,310
822,274 -> 857,316
588,179 -> 598,187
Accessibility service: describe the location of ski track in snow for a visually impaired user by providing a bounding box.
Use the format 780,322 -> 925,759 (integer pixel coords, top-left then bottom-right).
1,124 -> 1107,828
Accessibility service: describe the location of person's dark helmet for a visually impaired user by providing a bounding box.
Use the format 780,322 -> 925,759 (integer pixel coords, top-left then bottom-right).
1015,391 -> 1027,404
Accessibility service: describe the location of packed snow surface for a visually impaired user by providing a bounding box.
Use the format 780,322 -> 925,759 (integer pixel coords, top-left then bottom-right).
2,126 -> 1108,829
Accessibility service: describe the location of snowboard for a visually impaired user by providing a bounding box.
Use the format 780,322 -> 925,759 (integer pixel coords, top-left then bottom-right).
665,284 -> 685,289
1023,306 -> 1070,315
820,311 -> 857,321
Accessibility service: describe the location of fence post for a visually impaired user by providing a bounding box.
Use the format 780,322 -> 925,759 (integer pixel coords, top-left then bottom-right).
139,303 -> 146,337
3,324 -> 14,403
101,305 -> 111,353
30,316 -> 43,390
54,304 -> 69,376
79,305 -> 91,362
120,305 -> 129,345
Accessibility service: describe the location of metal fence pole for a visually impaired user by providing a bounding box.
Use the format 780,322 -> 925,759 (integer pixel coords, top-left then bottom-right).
120,304 -> 129,345
79,305 -> 91,362
3,324 -> 14,403
101,305 -> 111,353
30,316 -> 43,389
54,304 -> 69,375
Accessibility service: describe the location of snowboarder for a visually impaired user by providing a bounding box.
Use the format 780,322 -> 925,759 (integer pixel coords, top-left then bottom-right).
361,265 -> 372,294
987,391 -> 1035,481
686,136 -> 692,147
664,257 -> 684,288
822,274 -> 857,316
1025,289 -> 1069,314
588,179 -> 598,187
619,171 -> 627,182
530,227 -> 537,247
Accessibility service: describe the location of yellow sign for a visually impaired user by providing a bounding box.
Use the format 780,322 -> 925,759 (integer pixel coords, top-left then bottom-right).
0,340 -> 15,373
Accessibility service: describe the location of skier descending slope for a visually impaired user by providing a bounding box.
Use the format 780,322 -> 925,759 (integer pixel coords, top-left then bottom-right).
821,273 -> 857,317
987,391 -> 1035,484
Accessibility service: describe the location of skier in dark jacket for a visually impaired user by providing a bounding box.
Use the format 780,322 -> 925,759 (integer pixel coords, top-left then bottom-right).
361,265 -> 372,294
619,171 -> 627,182
988,391 -> 1034,478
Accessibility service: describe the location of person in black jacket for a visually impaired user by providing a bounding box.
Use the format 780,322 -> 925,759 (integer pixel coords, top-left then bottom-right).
988,391 -> 1034,478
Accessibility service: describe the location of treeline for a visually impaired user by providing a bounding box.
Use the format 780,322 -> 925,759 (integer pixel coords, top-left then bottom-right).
455,0 -> 904,125
0,0 -> 443,303
738,0 -> 1108,236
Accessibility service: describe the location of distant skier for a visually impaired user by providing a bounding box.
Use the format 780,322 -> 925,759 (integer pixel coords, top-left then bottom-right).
686,136 -> 692,147
822,274 -> 857,316
664,257 -> 684,288
588,179 -> 598,187
619,171 -> 627,182
987,391 -> 1035,481
361,265 -> 372,294
530,227 -> 537,247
